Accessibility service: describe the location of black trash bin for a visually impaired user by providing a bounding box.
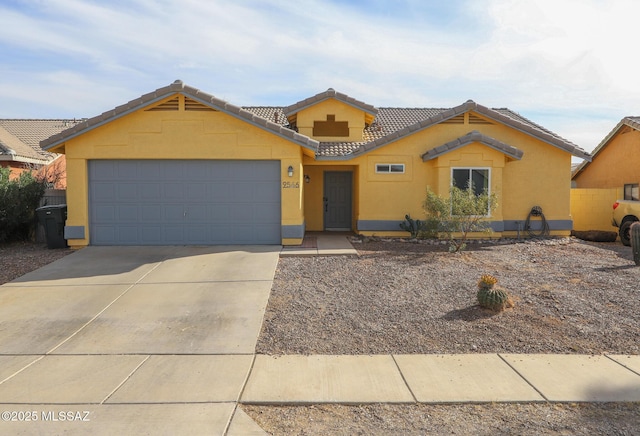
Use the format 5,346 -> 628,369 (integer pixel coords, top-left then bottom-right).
36,204 -> 68,249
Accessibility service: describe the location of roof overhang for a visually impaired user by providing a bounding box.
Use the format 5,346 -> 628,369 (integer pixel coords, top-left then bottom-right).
40,80 -> 320,154
422,130 -> 524,161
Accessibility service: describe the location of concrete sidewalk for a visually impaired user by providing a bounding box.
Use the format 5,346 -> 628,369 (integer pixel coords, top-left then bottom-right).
280,232 -> 358,256
241,354 -> 640,405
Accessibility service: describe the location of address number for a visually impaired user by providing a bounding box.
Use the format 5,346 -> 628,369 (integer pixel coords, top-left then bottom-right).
282,182 -> 300,189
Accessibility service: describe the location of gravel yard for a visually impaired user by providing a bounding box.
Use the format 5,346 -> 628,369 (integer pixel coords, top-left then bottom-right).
0,241 -> 73,285
257,238 -> 639,355
2,239 -> 639,434
248,237 -> 640,435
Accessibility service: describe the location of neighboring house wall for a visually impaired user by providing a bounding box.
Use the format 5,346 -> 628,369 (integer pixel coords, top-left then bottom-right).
570,188 -> 620,232
573,126 -> 640,190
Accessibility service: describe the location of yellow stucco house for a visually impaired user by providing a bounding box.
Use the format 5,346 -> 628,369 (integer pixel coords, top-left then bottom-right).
572,117 -> 639,199
41,81 -> 590,248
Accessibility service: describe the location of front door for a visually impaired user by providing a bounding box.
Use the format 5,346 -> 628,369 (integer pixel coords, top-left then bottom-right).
324,171 -> 352,230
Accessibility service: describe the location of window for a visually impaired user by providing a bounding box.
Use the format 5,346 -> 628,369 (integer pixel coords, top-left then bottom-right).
375,163 -> 405,174
452,168 -> 490,195
624,183 -> 639,201
451,168 -> 491,216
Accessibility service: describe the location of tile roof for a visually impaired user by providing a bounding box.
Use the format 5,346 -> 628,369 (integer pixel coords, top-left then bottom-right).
283,88 -> 378,118
421,130 -> 524,161
572,116 -> 640,178
41,81 -> 319,153
0,119 -> 81,164
38,81 -> 590,163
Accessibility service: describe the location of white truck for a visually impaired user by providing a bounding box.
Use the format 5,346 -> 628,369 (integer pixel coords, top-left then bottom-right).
612,200 -> 640,246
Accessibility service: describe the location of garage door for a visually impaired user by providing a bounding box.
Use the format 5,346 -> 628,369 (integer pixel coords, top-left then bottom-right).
89,160 -> 281,245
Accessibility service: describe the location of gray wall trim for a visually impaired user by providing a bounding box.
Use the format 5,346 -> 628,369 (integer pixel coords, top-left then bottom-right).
502,219 -> 573,231
64,226 -> 85,239
359,219 -> 573,233
282,222 -> 305,239
357,220 -> 403,231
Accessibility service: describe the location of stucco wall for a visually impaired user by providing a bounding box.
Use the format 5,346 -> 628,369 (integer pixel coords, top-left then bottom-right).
573,128 -> 640,189
60,94 -> 304,248
570,188 -> 621,232
307,112 -> 574,238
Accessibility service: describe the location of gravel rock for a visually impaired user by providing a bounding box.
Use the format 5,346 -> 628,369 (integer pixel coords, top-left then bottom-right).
0,241 -> 73,285
257,238 -> 640,355
250,238 -> 640,434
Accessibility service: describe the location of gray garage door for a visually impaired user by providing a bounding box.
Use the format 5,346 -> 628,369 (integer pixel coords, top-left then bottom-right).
89,160 -> 281,245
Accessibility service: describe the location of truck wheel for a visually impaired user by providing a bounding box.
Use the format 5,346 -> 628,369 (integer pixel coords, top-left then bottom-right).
620,220 -> 635,246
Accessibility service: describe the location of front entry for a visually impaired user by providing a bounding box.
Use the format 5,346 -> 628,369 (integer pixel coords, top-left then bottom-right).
323,171 -> 352,230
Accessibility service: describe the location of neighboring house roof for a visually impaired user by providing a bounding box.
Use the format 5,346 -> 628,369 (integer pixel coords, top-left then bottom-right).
40,81 -> 590,162
421,130 -> 524,161
41,80 -> 319,153
0,119 -> 81,165
572,116 -> 640,179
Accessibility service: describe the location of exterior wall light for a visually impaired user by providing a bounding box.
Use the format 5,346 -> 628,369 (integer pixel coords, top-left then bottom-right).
287,165 -> 294,177
304,175 -> 311,183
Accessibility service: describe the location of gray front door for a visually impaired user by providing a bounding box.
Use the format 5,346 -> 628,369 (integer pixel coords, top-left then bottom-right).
88,160 -> 281,245
324,171 -> 352,230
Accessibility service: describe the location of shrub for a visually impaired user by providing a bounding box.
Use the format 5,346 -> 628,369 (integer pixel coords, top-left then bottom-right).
423,185 -> 498,252
0,168 -> 47,242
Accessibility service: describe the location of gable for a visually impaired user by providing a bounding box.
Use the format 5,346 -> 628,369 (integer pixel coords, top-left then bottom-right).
41,81 -> 319,154
293,98 -> 370,142
422,131 -> 523,162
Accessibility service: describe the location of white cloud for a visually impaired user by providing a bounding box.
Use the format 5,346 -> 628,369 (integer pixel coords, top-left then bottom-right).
0,0 -> 637,151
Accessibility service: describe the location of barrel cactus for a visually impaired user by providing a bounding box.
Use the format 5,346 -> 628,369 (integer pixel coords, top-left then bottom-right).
631,222 -> 640,266
477,274 -> 511,311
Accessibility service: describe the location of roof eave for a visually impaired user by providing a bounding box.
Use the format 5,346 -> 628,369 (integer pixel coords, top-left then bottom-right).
41,81 -> 319,153
473,104 -> 592,161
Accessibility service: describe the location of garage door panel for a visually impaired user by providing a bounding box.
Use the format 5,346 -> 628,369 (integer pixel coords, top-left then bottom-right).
117,205 -> 139,221
139,183 -> 161,199
89,160 -> 281,245
92,183 -> 116,201
117,226 -> 140,242
142,226 -> 162,242
141,205 -> 163,221
164,184 -> 184,199
164,204 -> 184,221
93,205 -> 116,222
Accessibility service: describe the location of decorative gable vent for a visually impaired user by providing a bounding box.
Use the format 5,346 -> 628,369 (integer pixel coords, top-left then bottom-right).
146,97 -> 179,111
442,114 -> 465,124
185,97 -> 217,111
469,113 -> 494,125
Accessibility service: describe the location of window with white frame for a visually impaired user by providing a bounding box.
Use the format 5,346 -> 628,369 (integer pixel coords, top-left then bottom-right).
375,163 -> 405,173
452,168 -> 490,195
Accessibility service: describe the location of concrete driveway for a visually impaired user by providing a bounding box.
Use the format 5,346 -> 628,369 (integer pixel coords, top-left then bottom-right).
0,245 -> 279,435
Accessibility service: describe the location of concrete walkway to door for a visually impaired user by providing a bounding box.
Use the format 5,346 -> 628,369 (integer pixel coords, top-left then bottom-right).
0,245 -> 279,435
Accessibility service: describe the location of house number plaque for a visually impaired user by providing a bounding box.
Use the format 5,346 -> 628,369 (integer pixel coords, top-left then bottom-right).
282,182 -> 300,189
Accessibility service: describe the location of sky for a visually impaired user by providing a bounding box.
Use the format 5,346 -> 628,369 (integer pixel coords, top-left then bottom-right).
1,0 -> 639,156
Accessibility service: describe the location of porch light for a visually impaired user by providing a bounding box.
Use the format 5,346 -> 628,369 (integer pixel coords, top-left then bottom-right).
288,165 -> 294,177
304,174 -> 311,183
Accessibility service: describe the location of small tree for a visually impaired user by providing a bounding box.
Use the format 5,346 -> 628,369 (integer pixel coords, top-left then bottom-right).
423,184 -> 498,252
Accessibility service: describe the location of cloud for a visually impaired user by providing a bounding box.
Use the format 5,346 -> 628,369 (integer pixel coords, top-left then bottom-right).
0,0 -> 637,151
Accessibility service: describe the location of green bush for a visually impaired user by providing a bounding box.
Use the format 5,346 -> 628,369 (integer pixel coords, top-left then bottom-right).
423,184 -> 498,252
0,168 -> 47,242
